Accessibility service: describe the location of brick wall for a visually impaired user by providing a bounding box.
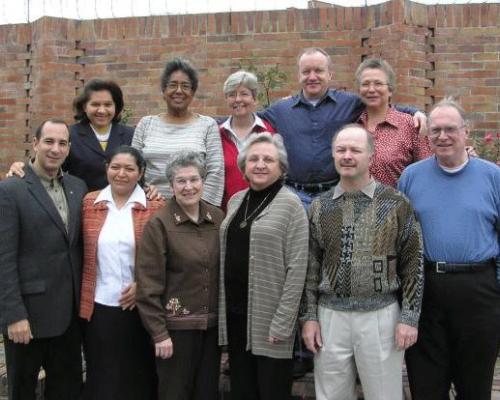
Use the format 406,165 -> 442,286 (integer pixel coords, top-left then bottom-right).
0,0 -> 499,173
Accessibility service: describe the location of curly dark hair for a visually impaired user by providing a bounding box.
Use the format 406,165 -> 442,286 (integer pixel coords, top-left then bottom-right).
160,58 -> 199,94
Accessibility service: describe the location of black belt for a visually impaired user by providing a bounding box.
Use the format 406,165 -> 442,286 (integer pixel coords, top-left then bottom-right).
285,179 -> 337,194
425,259 -> 494,274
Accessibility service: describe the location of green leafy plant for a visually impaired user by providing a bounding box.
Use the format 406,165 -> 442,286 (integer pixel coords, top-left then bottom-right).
470,132 -> 500,165
238,62 -> 288,108
120,108 -> 133,125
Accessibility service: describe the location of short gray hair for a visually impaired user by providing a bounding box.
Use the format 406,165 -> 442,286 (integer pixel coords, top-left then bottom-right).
429,96 -> 467,124
355,58 -> 396,92
223,70 -> 259,99
165,151 -> 207,184
237,132 -> 289,176
297,47 -> 333,71
332,123 -> 375,155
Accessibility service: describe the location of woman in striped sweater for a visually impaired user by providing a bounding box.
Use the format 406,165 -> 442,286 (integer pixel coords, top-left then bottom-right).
132,58 -> 224,206
219,133 -> 309,400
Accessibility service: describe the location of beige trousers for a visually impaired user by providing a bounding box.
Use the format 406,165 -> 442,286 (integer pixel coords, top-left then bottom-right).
314,302 -> 404,400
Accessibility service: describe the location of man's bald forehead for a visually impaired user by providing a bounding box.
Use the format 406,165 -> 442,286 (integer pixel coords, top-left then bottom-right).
333,124 -> 374,154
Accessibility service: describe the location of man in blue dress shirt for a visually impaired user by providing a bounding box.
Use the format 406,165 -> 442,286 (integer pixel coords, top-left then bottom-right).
262,47 -> 425,207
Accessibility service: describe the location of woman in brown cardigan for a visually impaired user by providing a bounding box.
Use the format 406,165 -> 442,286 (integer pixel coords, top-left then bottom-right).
135,152 -> 224,400
79,145 -> 164,400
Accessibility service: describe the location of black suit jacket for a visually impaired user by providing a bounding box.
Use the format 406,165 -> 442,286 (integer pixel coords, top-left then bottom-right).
64,122 -> 134,191
0,167 -> 87,338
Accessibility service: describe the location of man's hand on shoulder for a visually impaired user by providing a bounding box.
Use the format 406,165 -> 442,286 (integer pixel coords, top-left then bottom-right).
7,319 -> 33,344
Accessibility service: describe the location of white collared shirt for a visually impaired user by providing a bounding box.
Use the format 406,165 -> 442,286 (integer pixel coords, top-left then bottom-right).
221,114 -> 268,150
94,184 -> 147,307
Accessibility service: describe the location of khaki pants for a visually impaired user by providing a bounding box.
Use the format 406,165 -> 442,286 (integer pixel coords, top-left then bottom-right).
314,303 -> 404,400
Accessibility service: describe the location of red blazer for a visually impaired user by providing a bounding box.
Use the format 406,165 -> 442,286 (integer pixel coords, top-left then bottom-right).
219,117 -> 275,210
79,190 -> 165,321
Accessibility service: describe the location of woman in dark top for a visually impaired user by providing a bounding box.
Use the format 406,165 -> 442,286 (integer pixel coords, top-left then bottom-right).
219,133 -> 309,400
66,79 -> 134,191
6,79 -> 134,191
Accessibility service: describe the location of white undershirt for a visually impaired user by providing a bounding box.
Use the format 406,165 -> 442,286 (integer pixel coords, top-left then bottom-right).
94,184 -> 146,306
439,158 -> 469,174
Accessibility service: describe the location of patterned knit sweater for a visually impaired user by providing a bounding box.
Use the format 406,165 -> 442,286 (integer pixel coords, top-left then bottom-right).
300,181 -> 424,327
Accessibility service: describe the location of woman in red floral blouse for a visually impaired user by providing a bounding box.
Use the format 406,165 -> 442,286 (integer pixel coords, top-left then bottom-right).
356,58 -> 432,187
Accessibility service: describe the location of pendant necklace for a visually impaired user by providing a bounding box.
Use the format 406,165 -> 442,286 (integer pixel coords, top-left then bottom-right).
239,191 -> 271,229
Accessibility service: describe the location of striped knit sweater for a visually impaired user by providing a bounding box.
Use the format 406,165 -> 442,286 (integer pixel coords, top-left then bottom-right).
79,190 -> 165,321
218,186 -> 309,359
300,182 -> 424,328
132,114 -> 224,206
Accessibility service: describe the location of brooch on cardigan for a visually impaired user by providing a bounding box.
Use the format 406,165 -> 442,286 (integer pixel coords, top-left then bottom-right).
165,298 -> 190,316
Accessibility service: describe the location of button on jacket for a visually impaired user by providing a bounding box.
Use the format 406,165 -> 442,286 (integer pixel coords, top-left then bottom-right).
135,199 -> 224,343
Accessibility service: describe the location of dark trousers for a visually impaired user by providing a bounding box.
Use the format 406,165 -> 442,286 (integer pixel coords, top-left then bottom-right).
406,266 -> 500,400
82,303 -> 157,400
227,313 -> 293,400
3,316 -> 82,400
155,327 -> 220,400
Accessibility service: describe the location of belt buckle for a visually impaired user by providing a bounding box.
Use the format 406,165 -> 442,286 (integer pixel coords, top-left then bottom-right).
436,261 -> 447,273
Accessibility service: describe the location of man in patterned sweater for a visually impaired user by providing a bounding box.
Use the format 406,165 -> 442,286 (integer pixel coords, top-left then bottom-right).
300,124 -> 424,400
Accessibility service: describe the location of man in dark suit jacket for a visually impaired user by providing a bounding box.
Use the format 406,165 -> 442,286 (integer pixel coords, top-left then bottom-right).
0,118 -> 87,400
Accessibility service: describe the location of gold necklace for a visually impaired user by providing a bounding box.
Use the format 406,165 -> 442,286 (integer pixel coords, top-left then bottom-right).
239,191 -> 271,229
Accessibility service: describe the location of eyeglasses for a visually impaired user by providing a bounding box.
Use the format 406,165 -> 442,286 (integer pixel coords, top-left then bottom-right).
165,81 -> 193,92
428,125 -> 465,138
173,176 -> 202,186
360,81 -> 389,89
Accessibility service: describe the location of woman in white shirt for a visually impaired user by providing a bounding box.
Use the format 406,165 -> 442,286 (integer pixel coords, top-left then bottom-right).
79,145 -> 164,400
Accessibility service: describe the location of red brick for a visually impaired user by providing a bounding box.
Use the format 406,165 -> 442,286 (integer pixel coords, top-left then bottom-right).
0,0 -> 498,161
335,7 -> 344,31
286,8 -> 297,32
435,6 -> 447,28
487,4 -> 499,27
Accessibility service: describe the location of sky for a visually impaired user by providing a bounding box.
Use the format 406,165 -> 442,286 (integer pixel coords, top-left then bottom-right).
1,0 -> 497,25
